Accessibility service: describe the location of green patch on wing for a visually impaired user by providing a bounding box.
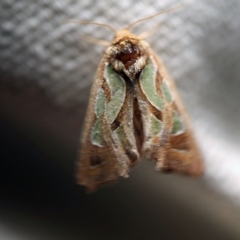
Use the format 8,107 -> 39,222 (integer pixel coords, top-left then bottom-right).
140,58 -> 164,110
151,114 -> 162,135
115,125 -> 128,147
91,88 -> 106,147
95,88 -> 105,117
162,79 -> 173,103
105,64 -> 126,123
91,117 -> 105,147
171,111 -> 185,134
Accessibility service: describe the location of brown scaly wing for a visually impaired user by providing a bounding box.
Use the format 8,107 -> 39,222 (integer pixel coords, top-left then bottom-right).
135,50 -> 204,176
153,50 -> 204,176
77,55 -> 140,192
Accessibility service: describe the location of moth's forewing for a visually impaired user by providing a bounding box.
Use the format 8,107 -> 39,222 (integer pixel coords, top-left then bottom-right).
136,50 -> 203,176
78,55 -> 139,191
155,51 -> 204,176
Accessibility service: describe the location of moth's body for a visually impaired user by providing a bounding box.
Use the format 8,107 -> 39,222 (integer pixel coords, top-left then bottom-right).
78,29 -> 204,191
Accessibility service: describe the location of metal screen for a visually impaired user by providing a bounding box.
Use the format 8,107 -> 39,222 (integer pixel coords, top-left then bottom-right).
1,0 -> 240,239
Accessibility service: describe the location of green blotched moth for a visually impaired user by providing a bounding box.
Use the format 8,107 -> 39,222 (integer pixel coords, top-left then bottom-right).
76,10 -> 204,192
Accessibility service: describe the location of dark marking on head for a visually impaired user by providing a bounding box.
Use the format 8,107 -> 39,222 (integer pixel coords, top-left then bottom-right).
116,42 -> 141,69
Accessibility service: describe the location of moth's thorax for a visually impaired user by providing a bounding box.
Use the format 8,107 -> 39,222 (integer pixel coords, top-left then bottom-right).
106,29 -> 149,80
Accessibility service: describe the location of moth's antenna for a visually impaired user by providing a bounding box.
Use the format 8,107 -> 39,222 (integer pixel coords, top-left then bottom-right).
64,20 -> 116,33
138,26 -> 159,39
126,4 -> 186,31
79,35 -> 111,46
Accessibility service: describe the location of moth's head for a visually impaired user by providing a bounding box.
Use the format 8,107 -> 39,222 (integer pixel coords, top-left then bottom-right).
107,29 -> 149,80
66,5 -> 185,80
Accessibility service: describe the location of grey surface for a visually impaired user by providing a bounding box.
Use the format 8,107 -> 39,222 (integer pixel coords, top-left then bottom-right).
1,0 -> 240,239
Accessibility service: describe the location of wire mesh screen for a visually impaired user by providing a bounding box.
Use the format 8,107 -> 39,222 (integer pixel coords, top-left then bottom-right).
1,0 -> 240,239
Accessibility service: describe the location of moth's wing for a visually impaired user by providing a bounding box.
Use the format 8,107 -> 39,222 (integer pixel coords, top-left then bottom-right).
135,52 -> 204,176
77,57 -> 139,192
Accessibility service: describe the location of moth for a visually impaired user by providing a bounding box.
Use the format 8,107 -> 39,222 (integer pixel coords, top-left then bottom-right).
74,7 -> 204,191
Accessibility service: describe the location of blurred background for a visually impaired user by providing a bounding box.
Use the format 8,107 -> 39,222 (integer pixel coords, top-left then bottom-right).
1,0 -> 240,239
